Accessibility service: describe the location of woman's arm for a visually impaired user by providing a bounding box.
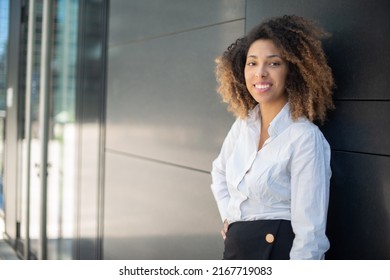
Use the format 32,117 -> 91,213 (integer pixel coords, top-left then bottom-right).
211,118 -> 242,223
289,126 -> 331,259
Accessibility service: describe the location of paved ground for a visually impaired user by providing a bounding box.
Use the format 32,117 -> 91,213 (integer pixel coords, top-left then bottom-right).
0,218 -> 20,260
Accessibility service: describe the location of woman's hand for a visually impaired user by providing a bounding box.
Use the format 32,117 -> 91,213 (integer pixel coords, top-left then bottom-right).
220,219 -> 229,240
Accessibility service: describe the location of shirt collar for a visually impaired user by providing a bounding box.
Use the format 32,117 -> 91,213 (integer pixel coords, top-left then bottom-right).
268,103 -> 293,137
247,103 -> 294,138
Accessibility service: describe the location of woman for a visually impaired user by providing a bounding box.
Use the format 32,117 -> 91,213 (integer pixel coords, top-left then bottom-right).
211,15 -> 335,260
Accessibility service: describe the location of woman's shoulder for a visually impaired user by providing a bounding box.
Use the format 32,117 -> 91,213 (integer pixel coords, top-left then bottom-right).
287,117 -> 324,139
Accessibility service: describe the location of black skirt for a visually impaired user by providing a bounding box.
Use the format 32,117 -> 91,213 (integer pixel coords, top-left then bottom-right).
223,219 -> 295,260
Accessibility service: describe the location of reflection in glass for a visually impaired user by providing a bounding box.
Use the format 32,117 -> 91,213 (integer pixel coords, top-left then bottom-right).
47,0 -> 79,259
20,0 -> 79,259
0,0 -> 10,214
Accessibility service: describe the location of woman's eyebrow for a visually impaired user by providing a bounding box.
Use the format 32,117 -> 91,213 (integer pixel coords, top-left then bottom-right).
267,54 -> 282,58
246,54 -> 282,59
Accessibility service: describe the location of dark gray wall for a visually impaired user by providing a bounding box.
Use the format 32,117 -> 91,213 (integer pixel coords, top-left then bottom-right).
246,0 -> 390,259
104,0 -> 245,259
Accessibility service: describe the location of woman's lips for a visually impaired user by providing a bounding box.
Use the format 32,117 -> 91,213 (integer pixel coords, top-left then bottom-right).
254,83 -> 272,92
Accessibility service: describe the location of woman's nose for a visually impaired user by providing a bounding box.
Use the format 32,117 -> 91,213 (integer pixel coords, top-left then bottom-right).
255,66 -> 268,78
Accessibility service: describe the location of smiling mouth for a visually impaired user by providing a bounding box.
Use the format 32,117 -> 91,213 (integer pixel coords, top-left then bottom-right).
254,83 -> 271,91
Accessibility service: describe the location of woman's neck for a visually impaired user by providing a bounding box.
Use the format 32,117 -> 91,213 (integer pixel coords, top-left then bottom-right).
259,99 -> 288,128
257,99 -> 287,151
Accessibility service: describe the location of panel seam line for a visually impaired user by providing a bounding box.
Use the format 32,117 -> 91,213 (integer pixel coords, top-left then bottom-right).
106,148 -> 211,174
108,18 -> 246,48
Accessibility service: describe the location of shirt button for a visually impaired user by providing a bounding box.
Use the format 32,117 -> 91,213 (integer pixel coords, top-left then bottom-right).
265,233 -> 275,244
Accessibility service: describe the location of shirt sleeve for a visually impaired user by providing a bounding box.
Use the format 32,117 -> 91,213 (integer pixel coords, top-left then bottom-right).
210,119 -> 241,222
289,126 -> 331,260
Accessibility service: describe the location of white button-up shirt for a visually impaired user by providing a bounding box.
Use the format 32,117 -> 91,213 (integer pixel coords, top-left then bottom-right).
211,103 -> 331,259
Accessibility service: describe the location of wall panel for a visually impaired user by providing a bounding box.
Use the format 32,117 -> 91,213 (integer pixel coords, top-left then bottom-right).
322,101 -> 390,156
106,21 -> 243,171
103,152 -> 223,259
327,151 -> 390,259
109,0 -> 245,46
105,1 -> 246,259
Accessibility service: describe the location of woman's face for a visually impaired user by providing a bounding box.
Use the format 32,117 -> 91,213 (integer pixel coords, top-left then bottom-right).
244,39 -> 288,106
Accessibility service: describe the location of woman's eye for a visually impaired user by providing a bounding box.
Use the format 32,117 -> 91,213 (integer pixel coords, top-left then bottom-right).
246,61 -> 256,66
269,61 -> 281,67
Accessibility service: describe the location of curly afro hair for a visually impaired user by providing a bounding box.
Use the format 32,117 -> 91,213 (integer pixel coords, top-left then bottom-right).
215,15 -> 335,124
